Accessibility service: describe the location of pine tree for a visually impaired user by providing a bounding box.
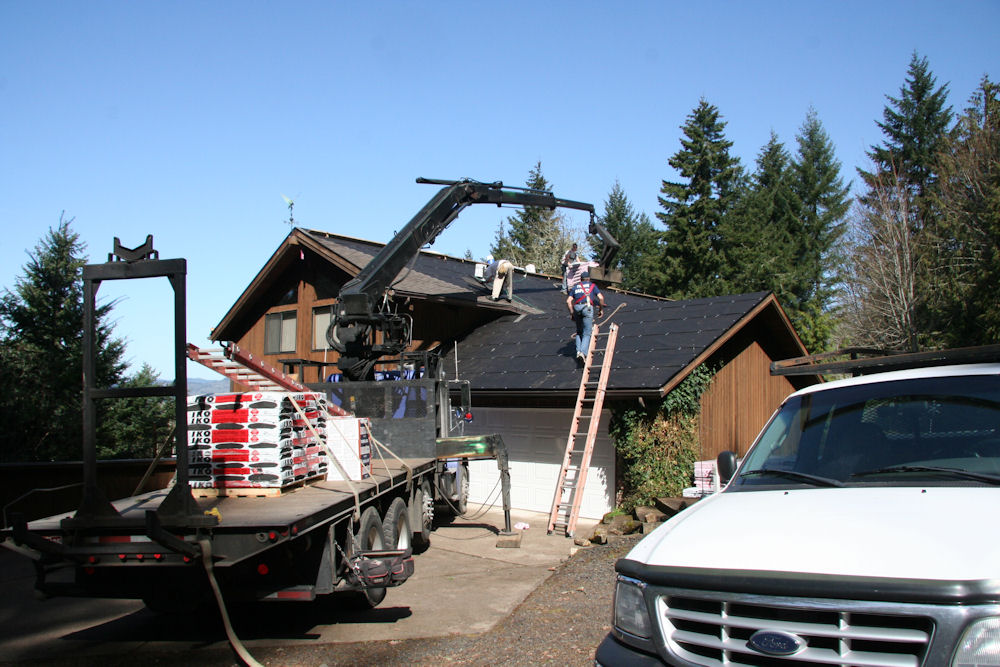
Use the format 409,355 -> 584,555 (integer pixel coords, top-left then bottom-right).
859,52 -> 953,232
720,133 -> 799,303
925,76 -> 1000,346
0,216 -> 128,461
589,181 -> 659,292
101,363 -> 174,459
491,161 -> 578,274
654,99 -> 744,298
790,110 -> 851,352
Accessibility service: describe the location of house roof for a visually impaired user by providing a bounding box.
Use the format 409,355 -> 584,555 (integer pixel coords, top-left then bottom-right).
212,228 -> 809,398
446,287 -> 798,398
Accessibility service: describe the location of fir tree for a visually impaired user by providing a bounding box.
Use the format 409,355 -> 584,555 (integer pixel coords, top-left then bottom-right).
720,133 -> 799,303
790,109 -> 850,352
925,76 -> 1000,346
0,216 -> 130,461
589,181 -> 659,292
654,99 -> 744,298
859,52 -> 953,232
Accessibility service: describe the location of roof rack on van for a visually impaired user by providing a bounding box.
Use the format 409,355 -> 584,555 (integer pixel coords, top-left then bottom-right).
771,344 -> 1000,377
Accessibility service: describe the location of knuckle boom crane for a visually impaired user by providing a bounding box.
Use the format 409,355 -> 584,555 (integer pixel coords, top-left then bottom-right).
327,177 -> 616,380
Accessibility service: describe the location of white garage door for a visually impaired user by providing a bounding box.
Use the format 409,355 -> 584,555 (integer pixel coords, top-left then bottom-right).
463,407 -> 614,519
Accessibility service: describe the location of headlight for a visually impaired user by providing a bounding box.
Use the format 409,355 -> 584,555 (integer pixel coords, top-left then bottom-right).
614,576 -> 652,639
954,618 -> 1000,666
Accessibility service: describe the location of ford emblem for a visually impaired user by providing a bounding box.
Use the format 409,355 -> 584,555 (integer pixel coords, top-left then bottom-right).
747,630 -> 805,656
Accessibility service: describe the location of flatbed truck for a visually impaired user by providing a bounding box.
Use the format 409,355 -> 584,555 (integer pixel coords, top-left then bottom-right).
2,176 -> 600,628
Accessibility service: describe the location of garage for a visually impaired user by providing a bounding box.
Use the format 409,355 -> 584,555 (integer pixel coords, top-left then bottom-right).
464,406 -> 615,520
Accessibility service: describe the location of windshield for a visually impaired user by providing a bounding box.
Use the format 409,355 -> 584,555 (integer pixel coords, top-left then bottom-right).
729,374 -> 1000,490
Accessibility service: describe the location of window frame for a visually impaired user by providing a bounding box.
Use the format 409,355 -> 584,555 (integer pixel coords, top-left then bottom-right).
264,310 -> 297,355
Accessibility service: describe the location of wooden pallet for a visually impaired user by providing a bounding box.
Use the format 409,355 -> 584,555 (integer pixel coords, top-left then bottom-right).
191,475 -> 325,498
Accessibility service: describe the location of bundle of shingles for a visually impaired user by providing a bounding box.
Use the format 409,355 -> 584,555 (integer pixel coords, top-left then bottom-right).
186,391 -> 329,489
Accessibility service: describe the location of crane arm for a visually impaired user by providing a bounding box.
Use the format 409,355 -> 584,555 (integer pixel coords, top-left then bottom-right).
329,178 -> 597,380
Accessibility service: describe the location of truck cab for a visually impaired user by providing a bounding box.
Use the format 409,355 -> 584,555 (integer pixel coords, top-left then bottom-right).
597,349 -> 1000,666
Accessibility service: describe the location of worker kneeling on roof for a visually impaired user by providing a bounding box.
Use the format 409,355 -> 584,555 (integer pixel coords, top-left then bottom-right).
483,256 -> 514,302
567,271 -> 605,363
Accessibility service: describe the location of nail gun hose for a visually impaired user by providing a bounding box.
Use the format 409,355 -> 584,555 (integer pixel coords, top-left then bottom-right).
198,538 -> 263,667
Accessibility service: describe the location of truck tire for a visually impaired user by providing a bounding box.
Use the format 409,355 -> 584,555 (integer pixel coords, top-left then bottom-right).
382,496 -> 412,550
411,478 -> 433,553
343,506 -> 387,608
456,460 -> 469,515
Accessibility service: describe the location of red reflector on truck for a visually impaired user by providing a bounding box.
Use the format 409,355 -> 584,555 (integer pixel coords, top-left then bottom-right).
275,591 -> 313,600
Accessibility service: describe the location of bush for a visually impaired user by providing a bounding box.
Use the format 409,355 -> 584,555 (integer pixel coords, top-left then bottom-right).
610,364 -> 715,510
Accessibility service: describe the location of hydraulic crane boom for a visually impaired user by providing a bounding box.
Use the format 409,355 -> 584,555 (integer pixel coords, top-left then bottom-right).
327,177 -> 604,380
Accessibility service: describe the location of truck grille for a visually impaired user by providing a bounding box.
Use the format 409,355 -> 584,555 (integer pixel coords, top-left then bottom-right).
658,594 -> 933,666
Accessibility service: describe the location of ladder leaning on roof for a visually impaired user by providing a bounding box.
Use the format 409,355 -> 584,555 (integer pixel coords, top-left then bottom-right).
186,342 -> 351,416
547,322 -> 619,537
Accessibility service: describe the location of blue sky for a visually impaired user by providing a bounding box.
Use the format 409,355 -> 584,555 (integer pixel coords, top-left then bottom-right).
2,1 -> 996,380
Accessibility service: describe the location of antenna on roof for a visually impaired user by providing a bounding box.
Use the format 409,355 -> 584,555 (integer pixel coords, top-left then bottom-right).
281,194 -> 295,228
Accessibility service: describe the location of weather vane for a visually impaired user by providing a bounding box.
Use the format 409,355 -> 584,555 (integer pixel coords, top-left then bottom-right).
282,194 -> 295,228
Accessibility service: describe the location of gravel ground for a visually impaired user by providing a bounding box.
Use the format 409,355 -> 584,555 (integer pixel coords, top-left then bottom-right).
247,532 -> 642,667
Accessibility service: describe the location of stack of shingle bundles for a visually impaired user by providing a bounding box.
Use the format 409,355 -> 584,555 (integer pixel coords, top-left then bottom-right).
186,392 -> 326,489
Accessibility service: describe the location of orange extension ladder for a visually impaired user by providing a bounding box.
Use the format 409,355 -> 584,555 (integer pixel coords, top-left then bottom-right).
547,322 -> 619,537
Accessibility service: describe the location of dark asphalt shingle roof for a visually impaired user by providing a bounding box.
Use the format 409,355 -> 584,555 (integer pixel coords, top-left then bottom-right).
301,229 -> 777,394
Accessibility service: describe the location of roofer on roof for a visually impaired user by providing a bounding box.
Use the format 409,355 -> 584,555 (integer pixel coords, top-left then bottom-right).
483,256 -> 514,302
560,243 -> 578,293
567,271 -> 605,363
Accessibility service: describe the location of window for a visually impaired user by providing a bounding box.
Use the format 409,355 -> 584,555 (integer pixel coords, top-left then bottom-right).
264,311 -> 296,354
313,305 -> 335,350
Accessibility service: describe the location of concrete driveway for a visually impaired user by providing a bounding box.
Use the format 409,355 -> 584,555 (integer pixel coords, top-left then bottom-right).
0,505 -> 598,663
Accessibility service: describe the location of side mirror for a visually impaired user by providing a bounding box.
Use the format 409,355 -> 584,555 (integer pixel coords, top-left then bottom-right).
717,450 -> 738,485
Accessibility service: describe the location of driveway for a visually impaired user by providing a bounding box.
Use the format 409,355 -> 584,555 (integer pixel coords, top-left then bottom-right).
0,506 -> 597,664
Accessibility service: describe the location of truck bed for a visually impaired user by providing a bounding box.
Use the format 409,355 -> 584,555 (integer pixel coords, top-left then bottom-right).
23,457 -> 433,535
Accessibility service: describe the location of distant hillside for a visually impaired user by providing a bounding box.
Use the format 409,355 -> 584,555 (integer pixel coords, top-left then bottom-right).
187,377 -> 231,395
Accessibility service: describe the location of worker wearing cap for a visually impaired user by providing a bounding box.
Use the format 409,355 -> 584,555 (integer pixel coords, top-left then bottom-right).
483,256 -> 514,302
567,271 -> 605,362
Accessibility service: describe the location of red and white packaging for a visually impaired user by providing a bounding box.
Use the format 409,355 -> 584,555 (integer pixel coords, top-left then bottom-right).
324,417 -> 373,481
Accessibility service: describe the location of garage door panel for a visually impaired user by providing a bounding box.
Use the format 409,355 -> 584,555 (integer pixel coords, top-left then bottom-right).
462,407 -> 613,519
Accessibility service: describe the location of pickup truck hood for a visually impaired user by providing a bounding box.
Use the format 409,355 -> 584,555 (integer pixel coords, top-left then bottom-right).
628,487 -> 999,581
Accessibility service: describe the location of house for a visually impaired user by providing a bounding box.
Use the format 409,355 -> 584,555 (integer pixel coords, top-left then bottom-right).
211,228 -> 816,518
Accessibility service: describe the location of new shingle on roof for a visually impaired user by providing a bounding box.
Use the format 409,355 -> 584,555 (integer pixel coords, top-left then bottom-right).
452,272 -> 770,394
299,229 -> 778,395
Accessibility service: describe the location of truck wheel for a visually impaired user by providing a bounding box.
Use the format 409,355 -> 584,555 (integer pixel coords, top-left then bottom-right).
382,496 -> 412,550
411,478 -> 433,553
343,506 -> 387,608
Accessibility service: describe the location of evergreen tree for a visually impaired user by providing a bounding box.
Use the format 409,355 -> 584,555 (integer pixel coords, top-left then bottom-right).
859,52 -> 953,232
926,76 -> 1000,346
101,363 -> 174,459
0,216 -> 140,461
491,161 -> 578,274
589,181 -> 659,292
654,99 -> 744,298
720,132 -> 799,301
790,110 -> 851,352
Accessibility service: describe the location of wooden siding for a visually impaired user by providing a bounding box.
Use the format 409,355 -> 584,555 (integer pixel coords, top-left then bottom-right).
698,340 -> 797,460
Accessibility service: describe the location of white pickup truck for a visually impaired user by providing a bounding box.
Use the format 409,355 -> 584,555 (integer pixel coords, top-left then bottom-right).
596,348 -> 1000,667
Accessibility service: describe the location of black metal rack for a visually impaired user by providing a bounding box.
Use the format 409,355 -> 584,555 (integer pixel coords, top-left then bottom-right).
64,236 -> 214,529
771,344 -> 1000,378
